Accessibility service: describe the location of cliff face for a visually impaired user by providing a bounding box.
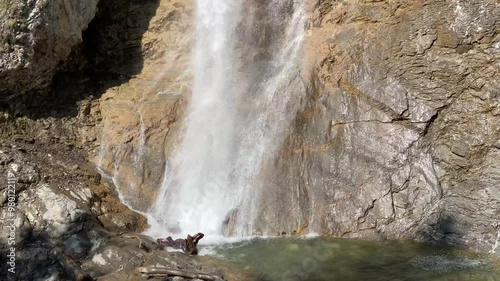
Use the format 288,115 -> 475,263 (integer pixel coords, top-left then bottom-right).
91,0 -> 193,211
0,0 -> 98,98
90,0 -> 500,252
256,0 -> 500,254
82,0 -> 500,255
0,0 -> 499,260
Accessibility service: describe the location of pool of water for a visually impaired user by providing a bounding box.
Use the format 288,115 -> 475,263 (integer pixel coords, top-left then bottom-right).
201,237 -> 500,281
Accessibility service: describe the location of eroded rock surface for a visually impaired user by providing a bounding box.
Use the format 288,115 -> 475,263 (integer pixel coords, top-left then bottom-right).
0,138 -> 236,281
0,0 -> 99,98
85,0 -> 500,256
255,0 -> 500,255
0,0 -> 498,272
0,1 -> 219,279
90,0 -> 193,211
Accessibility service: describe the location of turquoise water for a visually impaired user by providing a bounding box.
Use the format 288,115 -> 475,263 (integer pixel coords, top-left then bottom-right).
205,237 -> 500,281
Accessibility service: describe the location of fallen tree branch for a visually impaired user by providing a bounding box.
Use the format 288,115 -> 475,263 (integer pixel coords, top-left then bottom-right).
138,267 -> 219,280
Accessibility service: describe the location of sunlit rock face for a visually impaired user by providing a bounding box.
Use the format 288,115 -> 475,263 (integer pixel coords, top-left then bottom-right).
82,0 -> 498,254
92,0 -> 194,211
256,0 -> 500,254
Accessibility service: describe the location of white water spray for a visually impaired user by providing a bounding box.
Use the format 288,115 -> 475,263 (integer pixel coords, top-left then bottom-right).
147,0 -> 306,237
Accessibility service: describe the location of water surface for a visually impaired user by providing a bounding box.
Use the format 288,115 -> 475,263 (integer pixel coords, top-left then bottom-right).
203,237 -> 500,281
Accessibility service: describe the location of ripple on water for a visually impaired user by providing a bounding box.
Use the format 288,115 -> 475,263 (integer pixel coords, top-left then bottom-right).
410,255 -> 484,273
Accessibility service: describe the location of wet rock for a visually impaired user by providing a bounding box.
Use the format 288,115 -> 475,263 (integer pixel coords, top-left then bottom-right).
81,235 -> 228,281
91,0 -> 193,212
0,0 -> 498,276
78,0 -> 500,258
0,138 -> 237,281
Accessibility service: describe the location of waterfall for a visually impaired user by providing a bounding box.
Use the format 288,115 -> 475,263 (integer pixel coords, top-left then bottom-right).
147,0 -> 306,237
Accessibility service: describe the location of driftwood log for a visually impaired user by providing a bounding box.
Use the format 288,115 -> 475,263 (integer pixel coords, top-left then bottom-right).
138,267 -> 219,280
157,233 -> 205,255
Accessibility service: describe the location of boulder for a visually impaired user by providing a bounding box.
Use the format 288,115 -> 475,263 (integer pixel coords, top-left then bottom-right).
18,184 -> 90,238
0,0 -> 99,97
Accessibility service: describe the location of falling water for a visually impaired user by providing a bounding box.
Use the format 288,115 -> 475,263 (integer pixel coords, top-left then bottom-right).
147,0 -> 306,237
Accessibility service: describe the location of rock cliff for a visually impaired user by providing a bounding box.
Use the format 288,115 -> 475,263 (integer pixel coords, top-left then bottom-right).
90,0 -> 499,255
0,1 -> 237,280
92,0 -> 193,211
256,0 -> 500,255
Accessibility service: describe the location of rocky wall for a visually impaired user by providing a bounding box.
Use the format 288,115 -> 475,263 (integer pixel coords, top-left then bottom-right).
256,0 -> 500,255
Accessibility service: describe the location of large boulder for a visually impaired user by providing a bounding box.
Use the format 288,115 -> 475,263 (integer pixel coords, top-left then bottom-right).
0,165 -> 98,280
0,0 -> 99,98
20,183 -> 92,238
